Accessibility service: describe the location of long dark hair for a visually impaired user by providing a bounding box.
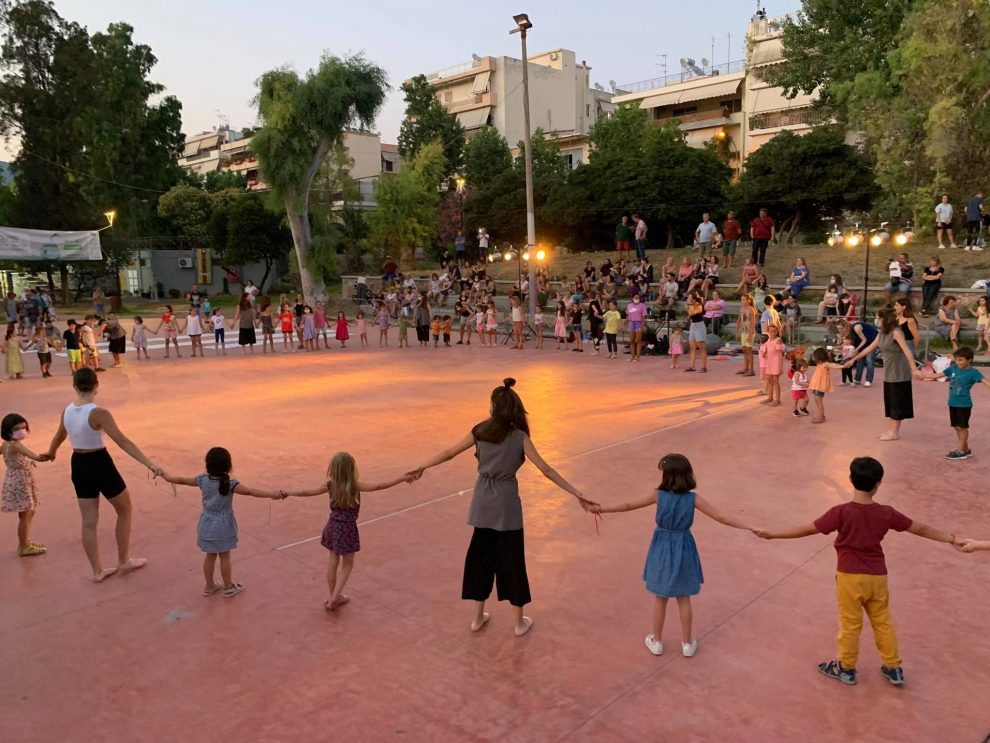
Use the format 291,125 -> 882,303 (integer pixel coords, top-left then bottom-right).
205,447 -> 233,496
657,453 -> 696,494
472,378 -> 530,444
876,308 -> 899,334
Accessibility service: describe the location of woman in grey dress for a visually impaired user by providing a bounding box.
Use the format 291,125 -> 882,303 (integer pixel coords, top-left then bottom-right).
410,378 -> 596,637
845,308 -> 922,441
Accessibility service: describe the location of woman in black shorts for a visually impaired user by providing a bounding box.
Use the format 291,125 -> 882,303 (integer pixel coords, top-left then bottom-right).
47,368 -> 163,582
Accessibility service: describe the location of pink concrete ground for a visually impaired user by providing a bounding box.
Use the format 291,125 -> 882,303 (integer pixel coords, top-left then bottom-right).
2,343 -> 988,742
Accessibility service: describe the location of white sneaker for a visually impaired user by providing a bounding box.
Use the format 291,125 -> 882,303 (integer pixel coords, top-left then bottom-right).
645,634 -> 664,656
938,245 -> 947,249
864,381 -> 872,388
682,637 -> 698,657
964,246 -> 972,251
974,246 -> 985,252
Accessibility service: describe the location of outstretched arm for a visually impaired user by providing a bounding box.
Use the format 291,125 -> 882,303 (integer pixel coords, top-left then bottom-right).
407,432 -> 475,477
589,492 -> 655,514
907,521 -> 956,544
695,494 -> 754,531
955,538 -> 990,553
161,473 -> 198,486
47,413 -> 67,459
10,440 -> 51,463
89,408 -> 162,476
358,474 -> 416,492
754,523 -> 819,540
231,483 -> 281,500
522,434 -> 595,507
287,484 -> 330,498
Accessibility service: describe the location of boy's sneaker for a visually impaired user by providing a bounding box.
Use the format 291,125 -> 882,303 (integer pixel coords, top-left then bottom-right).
818,660 -> 857,685
682,637 -> 698,657
800,408 -> 811,416
880,665 -> 905,686
945,450 -> 972,460
863,381 -> 872,388
793,410 -> 801,417
644,634 -> 663,656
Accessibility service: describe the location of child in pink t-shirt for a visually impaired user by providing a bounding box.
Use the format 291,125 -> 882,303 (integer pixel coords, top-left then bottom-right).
759,324 -> 785,406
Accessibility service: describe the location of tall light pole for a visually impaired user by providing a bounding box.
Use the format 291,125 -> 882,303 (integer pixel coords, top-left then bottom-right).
511,13 -> 537,316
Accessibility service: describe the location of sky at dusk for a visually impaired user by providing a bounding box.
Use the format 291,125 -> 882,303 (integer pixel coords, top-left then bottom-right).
6,0 -> 800,156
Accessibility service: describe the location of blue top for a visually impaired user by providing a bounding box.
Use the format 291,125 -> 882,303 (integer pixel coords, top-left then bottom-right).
946,363 -> 984,408
966,195 -> 984,221
642,490 -> 704,597
853,320 -> 879,346
196,474 -> 240,552
791,265 -> 810,283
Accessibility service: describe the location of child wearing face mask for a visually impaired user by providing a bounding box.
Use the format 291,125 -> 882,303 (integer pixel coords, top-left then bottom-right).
302,305 -> 317,352
2,414 -> 52,556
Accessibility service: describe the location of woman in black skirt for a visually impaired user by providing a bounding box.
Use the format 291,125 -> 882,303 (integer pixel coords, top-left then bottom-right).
844,308 -> 922,441
230,293 -> 256,354
409,378 -> 596,637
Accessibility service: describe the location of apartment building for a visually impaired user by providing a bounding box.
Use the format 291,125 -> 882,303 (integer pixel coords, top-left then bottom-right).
422,48 -> 613,169
609,11 -> 829,175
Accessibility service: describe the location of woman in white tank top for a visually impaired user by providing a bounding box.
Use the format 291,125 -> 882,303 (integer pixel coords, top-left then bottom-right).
47,368 -> 163,582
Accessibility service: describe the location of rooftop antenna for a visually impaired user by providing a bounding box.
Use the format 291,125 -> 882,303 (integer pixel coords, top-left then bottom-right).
471,53 -> 481,61
711,35 -> 716,71
654,53 -> 668,77
727,32 -> 731,65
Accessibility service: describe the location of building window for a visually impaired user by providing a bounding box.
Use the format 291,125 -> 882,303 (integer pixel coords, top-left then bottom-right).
718,99 -> 742,114
561,153 -> 581,171
443,89 -> 453,103
671,105 -> 698,117
586,103 -> 590,118
748,108 -> 827,130
383,158 -> 394,172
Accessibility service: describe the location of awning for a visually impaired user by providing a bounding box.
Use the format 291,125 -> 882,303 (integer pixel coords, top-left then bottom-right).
472,70 -> 491,95
182,141 -> 199,157
640,78 -> 742,109
456,107 -> 491,129
185,158 -> 220,175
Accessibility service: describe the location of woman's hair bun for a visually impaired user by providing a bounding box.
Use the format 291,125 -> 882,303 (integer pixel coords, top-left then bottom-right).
502,377 -> 516,389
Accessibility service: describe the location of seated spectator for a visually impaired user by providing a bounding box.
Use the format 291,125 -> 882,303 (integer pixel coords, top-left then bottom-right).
676,257 -> 694,298
701,256 -> 721,298
882,252 -> 914,306
736,258 -> 761,297
817,284 -> 840,323
655,272 -> 679,312
784,257 -> 811,298
704,290 -> 727,334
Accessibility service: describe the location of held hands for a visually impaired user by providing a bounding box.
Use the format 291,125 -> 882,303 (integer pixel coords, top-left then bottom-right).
274,490 -> 289,500
751,527 -> 773,539
953,538 -> 985,553
37,453 -> 53,462
404,468 -> 425,482
576,495 -> 599,512
149,463 -> 165,478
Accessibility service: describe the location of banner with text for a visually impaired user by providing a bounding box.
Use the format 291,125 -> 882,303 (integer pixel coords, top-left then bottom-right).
0,227 -> 103,261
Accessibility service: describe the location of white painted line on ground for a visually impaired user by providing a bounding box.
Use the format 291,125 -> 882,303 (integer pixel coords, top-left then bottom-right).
273,394 -> 757,551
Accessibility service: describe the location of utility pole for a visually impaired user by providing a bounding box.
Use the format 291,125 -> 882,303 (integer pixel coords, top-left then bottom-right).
511,13 -> 537,316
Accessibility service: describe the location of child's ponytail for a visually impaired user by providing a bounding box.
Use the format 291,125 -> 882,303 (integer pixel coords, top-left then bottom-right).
205,447 -> 233,496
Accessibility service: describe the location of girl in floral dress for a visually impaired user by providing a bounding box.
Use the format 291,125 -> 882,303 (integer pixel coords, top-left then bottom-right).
2,414 -> 50,556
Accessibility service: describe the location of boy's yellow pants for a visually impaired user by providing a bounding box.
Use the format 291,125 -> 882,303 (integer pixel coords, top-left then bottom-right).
835,572 -> 901,670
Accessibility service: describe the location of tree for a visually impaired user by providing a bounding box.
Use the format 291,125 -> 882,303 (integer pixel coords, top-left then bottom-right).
203,170 -> 248,193
252,53 -> 388,304
397,74 -> 465,181
366,140 -> 445,268
216,193 -> 291,292
734,128 -> 876,243
157,184 -> 214,236
462,126 -> 511,188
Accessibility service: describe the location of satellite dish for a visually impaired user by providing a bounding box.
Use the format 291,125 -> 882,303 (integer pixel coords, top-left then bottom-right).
609,79 -> 617,91
594,82 -> 604,91
701,58 -> 710,67
471,53 -> 481,61
679,57 -> 688,66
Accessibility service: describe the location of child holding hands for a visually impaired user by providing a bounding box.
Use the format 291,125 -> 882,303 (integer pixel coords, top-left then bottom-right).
590,453 -> 757,658
2,414 -> 51,556
285,452 -> 415,612
163,447 -> 283,598
755,456 -> 959,687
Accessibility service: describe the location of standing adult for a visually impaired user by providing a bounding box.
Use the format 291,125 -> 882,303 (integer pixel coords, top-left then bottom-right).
844,309 -> 921,441
935,195 -> 956,249
749,208 -> 776,268
91,286 -> 106,317
231,293 -> 257,354
633,212 -> 648,260
684,292 -> 708,373
965,192 -> 984,250
894,298 -> 920,359
47,368 -> 162,582
414,296 -> 432,347
408,379 -> 594,637
478,228 -> 490,258
455,231 -> 466,262
721,211 -> 742,269
838,318 -> 879,387
615,214 -> 632,253
695,213 -> 717,259
242,280 -> 258,307
920,256 -> 944,318
626,293 -> 647,362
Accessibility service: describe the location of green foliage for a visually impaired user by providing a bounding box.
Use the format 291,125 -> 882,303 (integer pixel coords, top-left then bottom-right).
215,192 -> 291,291
734,128 -> 876,242
463,126 -> 511,187
397,74 -> 465,181
367,140 -> 445,268
203,170 -> 248,193
252,52 -> 387,301
157,185 -> 213,236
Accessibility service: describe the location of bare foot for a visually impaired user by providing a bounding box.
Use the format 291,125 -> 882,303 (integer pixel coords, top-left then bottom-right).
91,567 -> 118,583
118,557 -> 148,574
471,612 -> 491,632
514,616 -> 534,637
877,432 -> 900,441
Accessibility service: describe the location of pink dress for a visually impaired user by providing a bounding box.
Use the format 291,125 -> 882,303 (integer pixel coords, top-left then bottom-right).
314,310 -> 327,330
554,314 -> 567,338
669,333 -> 684,355
759,338 -> 785,375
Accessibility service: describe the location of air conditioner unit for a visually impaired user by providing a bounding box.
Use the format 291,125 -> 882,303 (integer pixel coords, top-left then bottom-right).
178,257 -> 194,269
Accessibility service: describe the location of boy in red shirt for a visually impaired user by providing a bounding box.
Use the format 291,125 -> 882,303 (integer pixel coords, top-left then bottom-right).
756,457 -> 958,687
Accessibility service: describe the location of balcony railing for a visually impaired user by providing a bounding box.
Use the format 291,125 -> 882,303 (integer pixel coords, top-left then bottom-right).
426,59 -> 482,81
618,60 -> 745,94
748,108 -> 828,130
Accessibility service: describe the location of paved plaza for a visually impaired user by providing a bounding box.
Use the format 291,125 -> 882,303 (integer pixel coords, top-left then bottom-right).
2,346 -> 988,741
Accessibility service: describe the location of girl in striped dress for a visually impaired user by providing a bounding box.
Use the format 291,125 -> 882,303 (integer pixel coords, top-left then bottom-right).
163,447 -> 283,598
